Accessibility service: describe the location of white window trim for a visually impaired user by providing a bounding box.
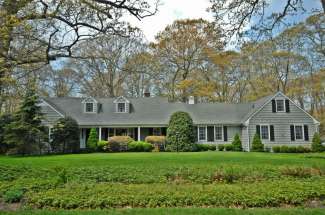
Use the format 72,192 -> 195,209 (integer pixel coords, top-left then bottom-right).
116,102 -> 127,113
214,125 -> 223,141
260,124 -> 270,141
275,99 -> 285,112
293,124 -> 304,140
198,126 -> 207,142
85,102 -> 96,113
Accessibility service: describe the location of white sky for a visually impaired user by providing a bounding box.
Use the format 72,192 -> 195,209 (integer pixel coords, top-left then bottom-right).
126,0 -> 214,42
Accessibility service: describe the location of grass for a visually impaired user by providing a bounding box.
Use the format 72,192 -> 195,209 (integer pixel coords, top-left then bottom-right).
0,152 -> 325,212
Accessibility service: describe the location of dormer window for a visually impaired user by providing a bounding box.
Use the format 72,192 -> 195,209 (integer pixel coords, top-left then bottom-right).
82,97 -> 98,114
114,96 -> 130,113
117,103 -> 126,113
276,99 -> 285,112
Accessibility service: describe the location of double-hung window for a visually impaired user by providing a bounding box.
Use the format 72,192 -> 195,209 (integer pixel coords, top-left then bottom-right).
153,128 -> 161,136
85,102 -> 94,113
261,125 -> 269,140
117,103 -> 126,113
198,127 -> 206,141
215,126 -> 223,140
276,100 -> 285,112
295,125 -> 303,140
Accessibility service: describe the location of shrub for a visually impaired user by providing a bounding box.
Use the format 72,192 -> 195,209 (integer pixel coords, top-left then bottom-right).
218,144 -> 225,151
3,188 -> 24,203
166,111 -> 195,152
312,133 -> 323,152
224,144 -> 234,151
280,167 -> 313,178
97,140 -> 108,151
251,133 -> 264,152
87,128 -> 98,150
272,146 -> 281,153
195,144 -> 216,151
51,117 -> 80,154
231,133 -> 242,151
280,145 -> 289,153
0,114 -> 13,154
145,136 -> 166,151
128,141 -> 153,152
105,136 -> 134,152
273,145 -> 311,153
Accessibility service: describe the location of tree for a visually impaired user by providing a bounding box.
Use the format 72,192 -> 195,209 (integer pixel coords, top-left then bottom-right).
51,117 -> 79,154
166,111 -> 195,152
311,133 -> 323,152
0,114 -> 13,154
0,0 -> 158,113
209,0 -> 325,40
251,133 -> 264,152
232,133 -> 242,151
87,128 -> 98,151
4,88 -> 46,155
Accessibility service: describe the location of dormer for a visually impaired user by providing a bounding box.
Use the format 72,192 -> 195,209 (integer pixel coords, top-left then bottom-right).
113,96 -> 130,113
82,97 -> 98,114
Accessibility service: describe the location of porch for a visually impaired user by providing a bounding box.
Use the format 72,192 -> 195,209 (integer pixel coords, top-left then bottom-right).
79,127 -> 167,148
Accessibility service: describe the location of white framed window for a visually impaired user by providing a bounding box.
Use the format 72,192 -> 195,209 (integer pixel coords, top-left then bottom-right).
260,125 -> 269,140
215,126 -> 223,140
85,102 -> 94,113
294,125 -> 303,140
276,99 -> 285,112
117,103 -> 126,113
153,128 -> 161,136
198,126 -> 207,141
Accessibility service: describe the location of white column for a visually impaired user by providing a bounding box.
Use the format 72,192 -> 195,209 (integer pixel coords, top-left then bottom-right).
138,126 -> 141,141
99,127 -> 102,141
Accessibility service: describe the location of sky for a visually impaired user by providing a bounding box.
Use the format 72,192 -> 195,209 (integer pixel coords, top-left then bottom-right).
126,0 -> 214,42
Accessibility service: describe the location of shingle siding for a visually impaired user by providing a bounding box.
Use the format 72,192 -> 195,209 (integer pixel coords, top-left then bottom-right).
41,104 -> 62,125
248,94 -> 317,149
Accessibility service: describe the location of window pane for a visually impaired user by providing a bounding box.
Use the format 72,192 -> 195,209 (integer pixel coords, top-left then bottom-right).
118,103 -> 125,112
153,128 -> 161,136
261,125 -> 269,140
199,127 -> 206,141
276,100 -> 284,112
86,103 -> 93,112
295,126 -> 303,139
215,126 -> 222,140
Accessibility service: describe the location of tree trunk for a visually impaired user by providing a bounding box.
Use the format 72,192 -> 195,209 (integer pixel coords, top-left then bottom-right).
321,0 -> 325,13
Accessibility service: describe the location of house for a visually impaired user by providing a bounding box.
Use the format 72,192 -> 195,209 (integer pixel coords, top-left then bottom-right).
40,92 -> 320,151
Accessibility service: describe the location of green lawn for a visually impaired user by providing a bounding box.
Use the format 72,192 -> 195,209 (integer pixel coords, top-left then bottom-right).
0,152 -> 325,213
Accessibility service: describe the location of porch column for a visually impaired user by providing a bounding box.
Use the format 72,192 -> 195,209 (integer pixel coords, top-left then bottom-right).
99,127 -> 102,141
138,126 -> 141,141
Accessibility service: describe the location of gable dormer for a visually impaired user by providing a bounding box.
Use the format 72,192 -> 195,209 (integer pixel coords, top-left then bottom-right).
82,97 -> 98,114
113,96 -> 130,113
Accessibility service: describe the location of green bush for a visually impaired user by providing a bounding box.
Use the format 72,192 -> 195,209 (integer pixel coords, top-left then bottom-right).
280,145 -> 289,153
97,140 -> 108,151
218,144 -> 225,151
105,136 -> 134,152
312,133 -> 323,152
87,128 -> 98,151
251,133 -> 264,152
273,145 -> 311,153
195,144 -> 216,151
3,188 -> 24,203
128,141 -> 154,152
224,144 -> 234,151
231,133 -> 242,151
272,146 -> 281,153
166,111 -> 195,152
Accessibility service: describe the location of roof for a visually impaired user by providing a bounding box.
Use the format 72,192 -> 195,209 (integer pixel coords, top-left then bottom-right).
42,96 -> 255,126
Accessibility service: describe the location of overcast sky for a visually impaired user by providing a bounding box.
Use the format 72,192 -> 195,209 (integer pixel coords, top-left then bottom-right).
126,0 -> 214,42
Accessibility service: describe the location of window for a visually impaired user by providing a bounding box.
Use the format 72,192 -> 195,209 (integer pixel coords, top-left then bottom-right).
276,99 -> 285,112
261,125 -> 269,140
198,127 -> 206,141
153,128 -> 161,136
85,102 -> 94,113
215,126 -> 223,140
117,103 -> 126,112
295,125 -> 303,140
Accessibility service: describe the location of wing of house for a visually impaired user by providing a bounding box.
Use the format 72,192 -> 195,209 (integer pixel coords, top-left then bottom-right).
40,92 -> 320,151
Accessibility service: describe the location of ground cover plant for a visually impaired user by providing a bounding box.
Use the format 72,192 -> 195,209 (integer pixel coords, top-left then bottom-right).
0,152 -> 325,212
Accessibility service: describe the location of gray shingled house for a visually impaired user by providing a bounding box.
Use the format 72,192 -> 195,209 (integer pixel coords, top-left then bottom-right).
40,91 -> 320,151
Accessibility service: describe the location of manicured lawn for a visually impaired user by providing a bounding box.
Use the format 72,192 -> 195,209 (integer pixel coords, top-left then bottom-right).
0,152 -> 325,212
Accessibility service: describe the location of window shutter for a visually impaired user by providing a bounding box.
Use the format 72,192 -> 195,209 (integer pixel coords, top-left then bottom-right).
270,125 -> 275,141
304,125 -> 309,141
207,126 -> 214,142
223,126 -> 228,142
256,125 -> 260,136
285,99 -> 290,113
290,125 -> 295,141
272,100 -> 276,113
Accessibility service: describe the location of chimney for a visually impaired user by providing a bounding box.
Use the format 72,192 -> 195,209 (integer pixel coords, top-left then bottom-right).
144,90 -> 150,97
188,96 -> 195,104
